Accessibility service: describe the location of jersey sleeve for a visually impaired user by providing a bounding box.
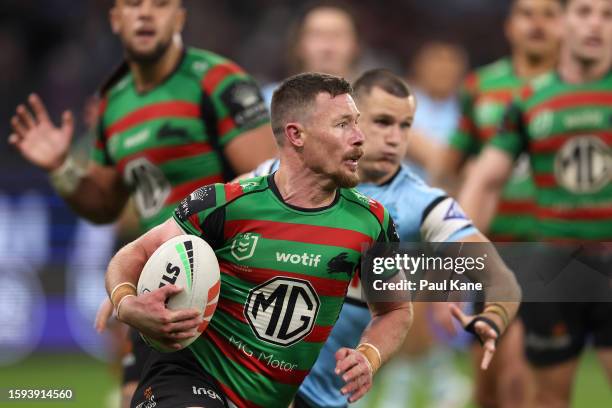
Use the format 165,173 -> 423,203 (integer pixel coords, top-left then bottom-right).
488,96 -> 529,160
421,196 -> 476,242
200,61 -> 270,148
173,184 -> 227,249
376,206 -> 400,244
90,97 -> 114,166
449,74 -> 480,156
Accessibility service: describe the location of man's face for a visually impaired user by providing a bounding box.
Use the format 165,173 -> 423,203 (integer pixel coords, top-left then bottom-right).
564,0 -> 612,63
110,0 -> 185,64
412,43 -> 467,99
507,0 -> 563,58
357,87 -> 416,182
297,8 -> 358,76
301,93 -> 364,188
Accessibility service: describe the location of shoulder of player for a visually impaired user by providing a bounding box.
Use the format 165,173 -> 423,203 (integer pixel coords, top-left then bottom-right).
466,57 -> 514,92
510,70 -> 557,107
391,167 -> 447,218
98,61 -> 131,105
400,167 -> 446,201
175,178 -> 268,220
339,188 -> 390,228
219,176 -> 270,206
181,47 -> 249,90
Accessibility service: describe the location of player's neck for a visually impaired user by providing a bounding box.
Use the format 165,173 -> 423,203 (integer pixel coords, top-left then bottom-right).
274,163 -> 338,209
558,48 -> 611,84
512,50 -> 557,79
130,39 -> 183,93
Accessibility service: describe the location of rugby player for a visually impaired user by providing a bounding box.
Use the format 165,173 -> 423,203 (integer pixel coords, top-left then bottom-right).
248,70 -> 522,408
432,1 -> 563,406
106,73 -> 413,408
460,0 -> 612,406
9,0 -> 276,406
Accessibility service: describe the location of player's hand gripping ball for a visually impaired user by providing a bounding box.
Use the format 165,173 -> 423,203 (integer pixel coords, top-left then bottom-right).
137,235 -> 220,352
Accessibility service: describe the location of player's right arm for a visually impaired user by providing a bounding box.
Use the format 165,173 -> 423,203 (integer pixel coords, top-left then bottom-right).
9,94 -> 129,223
458,148 -> 514,231
105,218 -> 200,350
104,183 -> 227,348
458,100 -> 527,232
431,74 -> 479,193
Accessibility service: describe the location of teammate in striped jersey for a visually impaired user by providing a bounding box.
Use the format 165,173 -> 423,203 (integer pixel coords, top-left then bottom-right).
433,2 -> 563,406
439,0 -> 562,240
9,0 -> 275,406
460,0 -> 612,405
106,73 -> 413,408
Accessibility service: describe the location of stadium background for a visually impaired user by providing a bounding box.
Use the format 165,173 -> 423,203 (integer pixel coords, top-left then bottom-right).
0,0 -> 609,406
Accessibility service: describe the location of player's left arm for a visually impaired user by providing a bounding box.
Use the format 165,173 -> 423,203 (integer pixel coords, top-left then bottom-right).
458,99 -> 527,231
335,210 -> 412,402
335,297 -> 412,403
452,231 -> 521,369
205,63 -> 277,174
419,191 -> 520,368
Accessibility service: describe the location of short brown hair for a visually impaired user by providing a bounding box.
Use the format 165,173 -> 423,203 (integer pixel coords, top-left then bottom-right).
353,69 -> 412,100
270,72 -> 352,143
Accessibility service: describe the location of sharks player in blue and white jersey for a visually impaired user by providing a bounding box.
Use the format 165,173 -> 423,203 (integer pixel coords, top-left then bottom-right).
249,70 -> 520,408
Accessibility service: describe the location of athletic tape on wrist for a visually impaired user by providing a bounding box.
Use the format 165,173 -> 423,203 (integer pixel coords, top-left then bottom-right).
110,282 -> 137,308
484,304 -> 510,328
49,156 -> 85,196
116,294 -> 136,322
464,316 -> 501,345
356,343 -> 382,374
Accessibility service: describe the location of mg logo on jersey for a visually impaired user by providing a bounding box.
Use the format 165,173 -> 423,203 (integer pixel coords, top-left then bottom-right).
244,277 -> 320,347
124,158 -> 171,219
554,136 -> 610,193
231,233 -> 260,261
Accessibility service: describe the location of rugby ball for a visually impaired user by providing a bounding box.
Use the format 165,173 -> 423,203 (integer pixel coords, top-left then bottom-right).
137,235 -> 220,352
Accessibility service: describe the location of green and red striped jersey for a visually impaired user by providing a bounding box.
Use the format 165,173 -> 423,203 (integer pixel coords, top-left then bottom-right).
450,58 -> 537,241
490,70 -> 612,241
92,47 -> 269,232
173,175 -> 398,408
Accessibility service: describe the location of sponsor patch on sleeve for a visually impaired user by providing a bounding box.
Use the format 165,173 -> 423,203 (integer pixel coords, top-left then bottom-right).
219,80 -> 269,129
175,185 -> 217,221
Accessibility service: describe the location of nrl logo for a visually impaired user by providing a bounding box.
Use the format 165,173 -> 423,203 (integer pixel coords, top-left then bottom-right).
231,233 -> 261,261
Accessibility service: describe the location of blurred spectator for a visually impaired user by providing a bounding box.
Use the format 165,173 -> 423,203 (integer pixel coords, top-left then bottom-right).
261,2 -> 361,105
405,40 -> 468,180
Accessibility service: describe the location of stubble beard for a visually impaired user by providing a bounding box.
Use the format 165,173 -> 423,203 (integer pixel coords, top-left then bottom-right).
124,36 -> 172,65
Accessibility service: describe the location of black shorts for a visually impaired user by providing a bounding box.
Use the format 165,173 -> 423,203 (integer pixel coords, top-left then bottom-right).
123,328 -> 151,385
522,302 -> 612,367
131,347 -> 230,408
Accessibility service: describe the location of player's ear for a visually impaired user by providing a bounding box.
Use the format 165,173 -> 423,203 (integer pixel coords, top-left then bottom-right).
504,17 -> 513,44
175,5 -> 186,34
109,6 -> 121,34
285,123 -> 305,148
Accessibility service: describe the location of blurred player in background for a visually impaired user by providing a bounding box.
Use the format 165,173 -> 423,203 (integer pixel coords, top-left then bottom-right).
9,0 -> 276,406
262,2 -> 361,105
405,40 -> 468,180
431,1 -> 563,406
248,70 -> 521,408
106,72 -> 413,408
460,0 -> 612,406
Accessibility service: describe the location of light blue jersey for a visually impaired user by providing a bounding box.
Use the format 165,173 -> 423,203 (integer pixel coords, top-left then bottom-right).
252,160 -> 477,408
